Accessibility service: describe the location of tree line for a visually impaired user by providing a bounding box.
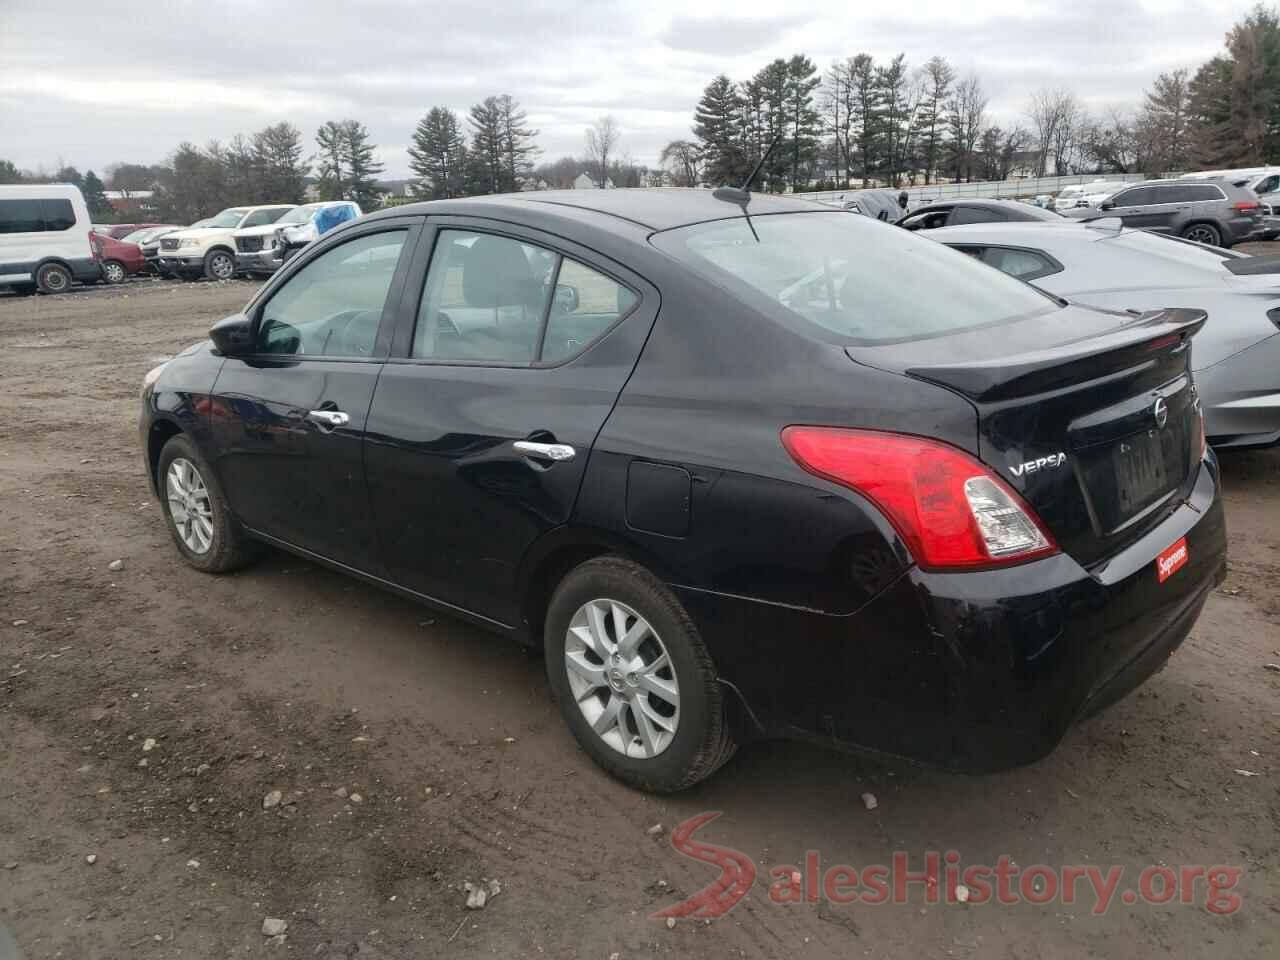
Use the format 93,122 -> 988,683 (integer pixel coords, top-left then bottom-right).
664,4 -> 1280,190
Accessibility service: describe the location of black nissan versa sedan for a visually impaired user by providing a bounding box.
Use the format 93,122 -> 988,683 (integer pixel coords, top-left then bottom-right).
139,189 -> 1227,792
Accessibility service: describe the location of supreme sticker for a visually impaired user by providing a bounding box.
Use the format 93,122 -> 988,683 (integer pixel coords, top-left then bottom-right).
1157,537 -> 1189,583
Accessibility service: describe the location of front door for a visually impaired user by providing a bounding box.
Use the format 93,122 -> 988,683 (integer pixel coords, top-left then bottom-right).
209,221 -> 419,570
364,220 -> 657,626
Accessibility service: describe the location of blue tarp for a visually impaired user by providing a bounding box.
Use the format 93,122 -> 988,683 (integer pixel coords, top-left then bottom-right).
314,203 -> 358,235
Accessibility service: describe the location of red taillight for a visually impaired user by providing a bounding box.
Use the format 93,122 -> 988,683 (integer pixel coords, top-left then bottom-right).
1233,201 -> 1259,211
780,427 -> 1059,571
1197,405 -> 1208,459
89,230 -> 102,261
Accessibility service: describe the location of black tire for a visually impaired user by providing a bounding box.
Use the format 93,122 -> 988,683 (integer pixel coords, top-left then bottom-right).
544,556 -> 736,792
1180,222 -> 1223,247
102,260 -> 127,284
156,434 -> 257,573
35,262 -> 72,294
203,248 -> 236,281
7,283 -> 36,297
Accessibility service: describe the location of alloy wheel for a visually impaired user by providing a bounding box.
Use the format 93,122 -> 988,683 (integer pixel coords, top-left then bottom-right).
1184,225 -> 1219,245
210,253 -> 234,280
43,269 -> 68,292
563,599 -> 680,758
103,262 -> 125,283
165,457 -> 214,554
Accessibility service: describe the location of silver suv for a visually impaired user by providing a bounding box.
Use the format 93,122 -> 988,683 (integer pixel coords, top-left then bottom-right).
1061,179 -> 1262,247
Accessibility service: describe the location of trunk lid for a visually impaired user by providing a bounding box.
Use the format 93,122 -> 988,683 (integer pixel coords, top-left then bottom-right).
850,304 -> 1206,567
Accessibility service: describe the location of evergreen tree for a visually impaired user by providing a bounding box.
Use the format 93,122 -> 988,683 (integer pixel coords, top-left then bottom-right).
915,57 -> 954,184
0,159 -> 21,184
1142,69 -> 1192,171
693,75 -> 747,186
848,54 -> 878,185
340,121 -> 384,208
54,165 -> 83,187
496,95 -> 538,191
81,170 -> 111,218
784,54 -> 822,191
315,121 -> 348,200
252,122 -> 309,202
467,97 -> 506,194
223,135 -> 258,202
408,107 -> 468,198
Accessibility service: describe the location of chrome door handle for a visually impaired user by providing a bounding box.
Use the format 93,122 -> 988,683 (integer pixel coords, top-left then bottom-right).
513,440 -> 575,461
307,409 -> 349,427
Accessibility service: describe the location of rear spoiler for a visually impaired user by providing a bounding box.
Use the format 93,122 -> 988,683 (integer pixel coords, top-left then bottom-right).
1224,255 -> 1280,276
904,308 -> 1207,402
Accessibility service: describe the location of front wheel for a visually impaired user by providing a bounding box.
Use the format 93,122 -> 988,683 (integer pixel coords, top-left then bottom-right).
1181,222 -> 1223,246
102,260 -> 127,284
545,556 -> 736,792
35,262 -> 72,294
156,434 -> 257,573
203,249 -> 236,281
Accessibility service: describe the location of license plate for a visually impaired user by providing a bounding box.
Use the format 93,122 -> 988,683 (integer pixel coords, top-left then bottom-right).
1113,432 -> 1170,513
1157,536 -> 1189,582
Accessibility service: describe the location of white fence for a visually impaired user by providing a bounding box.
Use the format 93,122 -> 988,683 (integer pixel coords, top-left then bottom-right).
795,172 -> 1151,205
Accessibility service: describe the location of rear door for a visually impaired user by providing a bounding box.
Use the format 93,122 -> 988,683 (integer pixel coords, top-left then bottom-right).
209,218 -> 420,570
364,218 -> 659,626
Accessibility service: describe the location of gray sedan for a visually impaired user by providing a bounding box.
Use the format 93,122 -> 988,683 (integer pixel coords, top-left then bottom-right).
930,220 -> 1280,448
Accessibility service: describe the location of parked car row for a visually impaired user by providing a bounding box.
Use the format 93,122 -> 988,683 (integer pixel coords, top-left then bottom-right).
0,183 -> 364,294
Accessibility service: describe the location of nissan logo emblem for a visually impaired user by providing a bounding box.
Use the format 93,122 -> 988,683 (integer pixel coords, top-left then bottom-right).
1153,396 -> 1169,429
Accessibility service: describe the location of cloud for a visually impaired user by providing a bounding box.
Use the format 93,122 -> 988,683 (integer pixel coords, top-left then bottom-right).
0,0 -> 1259,178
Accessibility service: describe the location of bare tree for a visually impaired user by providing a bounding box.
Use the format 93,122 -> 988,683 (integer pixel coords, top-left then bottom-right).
585,115 -> 621,188
946,72 -> 987,181
659,140 -> 702,186
1026,88 -> 1079,176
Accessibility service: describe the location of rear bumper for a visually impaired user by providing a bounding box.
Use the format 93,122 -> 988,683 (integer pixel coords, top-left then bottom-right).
1226,215 -> 1262,242
682,455 -> 1227,771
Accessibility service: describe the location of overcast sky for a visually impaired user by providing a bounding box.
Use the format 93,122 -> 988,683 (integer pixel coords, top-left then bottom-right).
0,0 -> 1262,181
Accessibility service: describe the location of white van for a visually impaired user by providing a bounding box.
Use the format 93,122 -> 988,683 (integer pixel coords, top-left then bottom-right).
0,184 -> 98,293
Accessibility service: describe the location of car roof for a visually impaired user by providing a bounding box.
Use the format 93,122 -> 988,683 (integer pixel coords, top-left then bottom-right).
928,221 -> 1113,245
363,188 -> 823,232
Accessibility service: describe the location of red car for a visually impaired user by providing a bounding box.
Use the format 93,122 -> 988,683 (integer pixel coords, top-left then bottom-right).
91,232 -> 146,284
92,222 -> 167,239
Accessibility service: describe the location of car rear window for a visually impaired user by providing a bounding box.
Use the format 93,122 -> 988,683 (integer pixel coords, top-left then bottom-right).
651,211 -> 1059,345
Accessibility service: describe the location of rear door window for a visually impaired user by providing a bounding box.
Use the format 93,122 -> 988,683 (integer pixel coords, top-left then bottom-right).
981,247 -> 1061,280
40,199 -> 75,231
412,229 -> 637,365
949,206 -> 1005,225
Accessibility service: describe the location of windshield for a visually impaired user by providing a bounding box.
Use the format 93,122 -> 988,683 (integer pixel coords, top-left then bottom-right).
275,203 -> 325,225
652,211 -> 1060,345
205,208 -> 249,228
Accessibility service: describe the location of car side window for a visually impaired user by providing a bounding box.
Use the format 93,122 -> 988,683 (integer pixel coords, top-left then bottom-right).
414,230 -> 556,363
1255,175 -> 1280,194
1181,184 -> 1224,202
242,209 -> 285,228
1111,188 -> 1147,206
949,206 -> 1004,225
542,258 -> 638,363
981,247 -> 1060,281
255,230 -> 406,358
900,209 -> 950,231
412,229 -> 637,365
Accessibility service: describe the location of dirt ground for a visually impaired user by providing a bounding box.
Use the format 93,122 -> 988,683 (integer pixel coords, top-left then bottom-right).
1,275 -> 1277,960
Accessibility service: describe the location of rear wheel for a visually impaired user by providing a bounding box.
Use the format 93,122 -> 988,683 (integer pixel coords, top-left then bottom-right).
156,434 -> 257,573
544,556 -> 736,792
203,249 -> 236,281
102,260 -> 127,284
1181,222 -> 1223,246
35,262 -> 72,294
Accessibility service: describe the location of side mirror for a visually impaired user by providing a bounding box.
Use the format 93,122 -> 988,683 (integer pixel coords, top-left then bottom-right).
1100,200 -> 1116,211
210,313 -> 254,356
553,283 -> 579,313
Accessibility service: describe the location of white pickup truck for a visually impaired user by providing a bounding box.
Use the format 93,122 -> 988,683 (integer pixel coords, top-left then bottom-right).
155,205 -> 294,280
